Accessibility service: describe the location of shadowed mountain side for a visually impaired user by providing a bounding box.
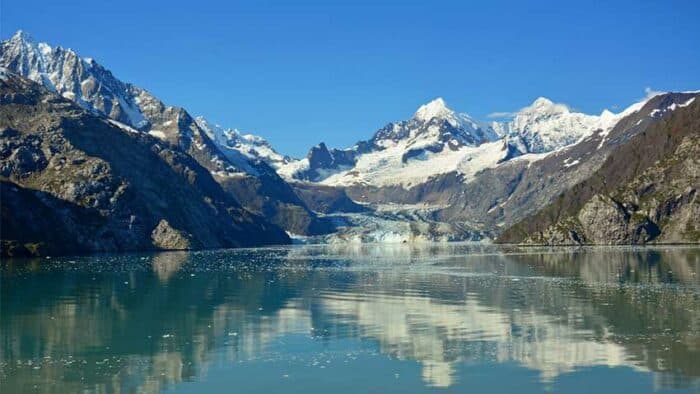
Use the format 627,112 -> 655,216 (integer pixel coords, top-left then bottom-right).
0,73 -> 289,256
291,182 -> 369,214
217,173 -> 336,236
1,180 -> 108,256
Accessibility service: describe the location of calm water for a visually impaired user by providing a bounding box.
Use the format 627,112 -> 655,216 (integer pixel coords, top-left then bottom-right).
2,244 -> 700,393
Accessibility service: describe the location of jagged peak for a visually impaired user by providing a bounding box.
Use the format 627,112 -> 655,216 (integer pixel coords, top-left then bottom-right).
9,30 -> 33,43
3,31 -> 85,61
195,116 -> 241,137
532,96 -> 554,106
195,116 -> 277,150
519,96 -> 570,116
414,97 -> 455,122
194,115 -> 211,125
312,142 -> 329,151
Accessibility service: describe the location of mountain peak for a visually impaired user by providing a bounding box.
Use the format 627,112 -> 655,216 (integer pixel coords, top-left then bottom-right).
10,30 -> 33,43
600,109 -> 615,118
522,96 -> 569,115
414,97 -> 454,122
532,97 -> 553,107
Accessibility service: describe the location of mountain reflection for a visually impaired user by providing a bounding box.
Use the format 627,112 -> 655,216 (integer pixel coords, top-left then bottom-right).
1,245 -> 699,393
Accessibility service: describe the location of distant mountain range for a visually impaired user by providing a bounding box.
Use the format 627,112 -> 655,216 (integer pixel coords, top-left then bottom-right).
1,30 -> 698,255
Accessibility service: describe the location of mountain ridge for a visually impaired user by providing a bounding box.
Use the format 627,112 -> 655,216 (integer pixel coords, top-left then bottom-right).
0,30 -> 333,237
1,30 -> 698,251
0,71 -> 289,256
496,93 -> 700,245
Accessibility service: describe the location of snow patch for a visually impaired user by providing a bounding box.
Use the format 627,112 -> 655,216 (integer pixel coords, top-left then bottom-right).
195,116 -> 288,173
649,97 -> 696,119
107,119 -> 139,134
415,98 -> 452,122
148,130 -> 166,139
563,158 -> 580,168
320,139 -> 507,187
677,97 -> 695,108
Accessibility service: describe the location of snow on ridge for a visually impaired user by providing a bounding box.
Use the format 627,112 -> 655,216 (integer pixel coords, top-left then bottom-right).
677,97 -> 696,108
490,96 -> 621,155
414,97 -> 453,122
5,31 -> 697,191
563,157 -> 581,168
297,91 -> 682,188
650,96 -> 696,118
1,30 -> 149,129
319,138 -> 508,188
412,97 -> 489,137
194,116 -> 289,169
107,119 -> 139,134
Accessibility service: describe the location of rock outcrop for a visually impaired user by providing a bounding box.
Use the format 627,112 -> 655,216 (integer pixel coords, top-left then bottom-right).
150,220 -> 193,250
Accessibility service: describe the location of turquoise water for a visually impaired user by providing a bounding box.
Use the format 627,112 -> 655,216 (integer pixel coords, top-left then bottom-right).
2,244 -> 699,393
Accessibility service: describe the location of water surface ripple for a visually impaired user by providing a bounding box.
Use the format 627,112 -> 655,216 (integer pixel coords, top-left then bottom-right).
2,244 -> 699,393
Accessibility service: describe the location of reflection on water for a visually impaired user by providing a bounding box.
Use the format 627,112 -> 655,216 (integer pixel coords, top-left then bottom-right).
1,245 -> 699,393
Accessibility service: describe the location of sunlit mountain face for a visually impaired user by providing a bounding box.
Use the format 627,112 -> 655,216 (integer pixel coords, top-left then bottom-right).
2,245 -> 700,393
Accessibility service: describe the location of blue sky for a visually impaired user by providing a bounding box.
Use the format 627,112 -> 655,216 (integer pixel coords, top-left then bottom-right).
3,0 -> 700,157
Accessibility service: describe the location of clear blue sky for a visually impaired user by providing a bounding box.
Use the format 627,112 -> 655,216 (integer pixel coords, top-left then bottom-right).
3,0 -> 699,157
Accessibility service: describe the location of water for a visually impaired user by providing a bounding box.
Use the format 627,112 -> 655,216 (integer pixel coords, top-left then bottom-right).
2,244 -> 700,393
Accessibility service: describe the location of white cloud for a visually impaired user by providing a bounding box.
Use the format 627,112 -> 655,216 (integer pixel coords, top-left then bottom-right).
643,86 -> 663,99
487,111 -> 517,119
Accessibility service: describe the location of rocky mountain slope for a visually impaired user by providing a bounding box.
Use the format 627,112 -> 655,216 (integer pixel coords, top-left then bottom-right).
434,93 -> 696,230
282,92 -> 697,241
497,94 -> 699,245
2,30 -> 698,248
0,31 -> 330,236
0,71 -> 289,256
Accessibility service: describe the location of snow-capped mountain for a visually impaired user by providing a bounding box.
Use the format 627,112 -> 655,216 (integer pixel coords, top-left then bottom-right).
491,97 -> 619,155
0,69 -> 291,253
279,95 -> 636,188
0,30 -> 301,179
497,92 -> 700,245
2,30 -> 150,130
0,29 -> 647,191
0,30 -> 334,236
374,97 -> 499,148
0,30 -> 251,176
194,116 -> 291,169
4,29 -> 697,247
280,97 -> 506,185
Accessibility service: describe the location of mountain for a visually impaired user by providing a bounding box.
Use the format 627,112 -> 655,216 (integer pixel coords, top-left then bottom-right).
280,96 -> 626,188
194,116 -> 292,170
285,91 -> 698,242
2,30 -> 697,248
426,92 -> 697,233
491,97 -> 619,155
0,31 -> 330,236
497,93 -> 699,245
0,70 -> 289,256
279,97 -> 501,186
0,30 -> 250,175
